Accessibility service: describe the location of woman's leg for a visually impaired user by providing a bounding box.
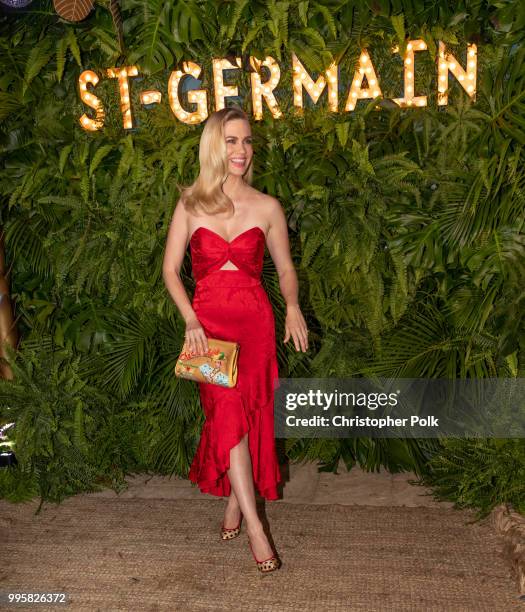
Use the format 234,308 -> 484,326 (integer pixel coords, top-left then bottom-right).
227,433 -> 274,561
223,488 -> 241,528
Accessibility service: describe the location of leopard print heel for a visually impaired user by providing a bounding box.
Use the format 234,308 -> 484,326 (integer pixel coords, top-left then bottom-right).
248,539 -> 281,574
220,518 -> 242,540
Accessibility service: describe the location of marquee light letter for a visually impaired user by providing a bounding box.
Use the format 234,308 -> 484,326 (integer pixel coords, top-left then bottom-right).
106,65 -> 139,129
292,53 -> 338,112
392,39 -> 428,107
249,56 -> 282,120
140,90 -> 162,106
438,42 -> 477,105
345,50 -> 382,111
168,61 -> 208,124
78,70 -> 104,131
212,57 -> 242,111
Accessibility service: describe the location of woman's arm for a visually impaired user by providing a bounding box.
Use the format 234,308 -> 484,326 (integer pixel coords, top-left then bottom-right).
265,198 -> 308,353
162,200 -> 209,354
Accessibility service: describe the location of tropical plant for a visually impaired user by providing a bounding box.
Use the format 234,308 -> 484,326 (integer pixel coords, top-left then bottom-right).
0,1 -> 523,514
419,438 -> 525,518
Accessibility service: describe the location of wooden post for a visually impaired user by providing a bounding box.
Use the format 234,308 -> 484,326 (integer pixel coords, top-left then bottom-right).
0,227 -> 19,379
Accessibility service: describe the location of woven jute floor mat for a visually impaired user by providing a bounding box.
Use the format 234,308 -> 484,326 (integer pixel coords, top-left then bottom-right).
0,495 -> 522,611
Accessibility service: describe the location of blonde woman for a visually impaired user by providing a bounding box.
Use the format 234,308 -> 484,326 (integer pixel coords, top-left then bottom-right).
162,106 -> 308,573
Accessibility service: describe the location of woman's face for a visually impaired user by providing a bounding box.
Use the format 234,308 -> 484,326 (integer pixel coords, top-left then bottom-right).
224,118 -> 253,177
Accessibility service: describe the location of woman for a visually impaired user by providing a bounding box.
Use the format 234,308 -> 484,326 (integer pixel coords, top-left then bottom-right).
162,106 -> 308,574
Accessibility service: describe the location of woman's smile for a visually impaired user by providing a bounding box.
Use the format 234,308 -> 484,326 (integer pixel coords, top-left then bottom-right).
230,157 -> 247,169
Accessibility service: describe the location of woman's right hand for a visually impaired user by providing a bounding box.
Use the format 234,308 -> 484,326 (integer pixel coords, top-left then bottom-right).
184,317 -> 209,355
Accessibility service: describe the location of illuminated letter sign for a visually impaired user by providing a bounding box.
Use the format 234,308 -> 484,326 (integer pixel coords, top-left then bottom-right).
78,43 -> 478,130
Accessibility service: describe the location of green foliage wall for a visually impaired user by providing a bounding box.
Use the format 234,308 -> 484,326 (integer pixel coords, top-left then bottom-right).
0,1 -> 523,512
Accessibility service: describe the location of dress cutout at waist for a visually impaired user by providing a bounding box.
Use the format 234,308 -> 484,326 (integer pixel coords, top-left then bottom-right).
189,226 -> 266,283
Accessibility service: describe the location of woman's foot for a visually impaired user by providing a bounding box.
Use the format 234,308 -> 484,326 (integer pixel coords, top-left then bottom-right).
223,499 -> 242,530
246,523 -> 275,563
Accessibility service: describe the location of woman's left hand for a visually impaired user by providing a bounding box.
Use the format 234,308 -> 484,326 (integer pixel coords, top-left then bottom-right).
284,304 -> 308,352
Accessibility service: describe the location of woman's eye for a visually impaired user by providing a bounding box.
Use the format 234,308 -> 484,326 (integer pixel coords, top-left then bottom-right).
226,138 -> 252,144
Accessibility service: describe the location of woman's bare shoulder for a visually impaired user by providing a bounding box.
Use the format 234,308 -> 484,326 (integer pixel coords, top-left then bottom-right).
177,196 -> 204,220
245,187 -> 281,209
243,190 -> 281,230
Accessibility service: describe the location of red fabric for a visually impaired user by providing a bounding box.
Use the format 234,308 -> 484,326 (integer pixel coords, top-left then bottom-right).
187,226 -> 282,500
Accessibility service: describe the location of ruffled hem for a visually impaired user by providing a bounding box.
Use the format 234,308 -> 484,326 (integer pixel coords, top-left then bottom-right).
188,385 -> 281,501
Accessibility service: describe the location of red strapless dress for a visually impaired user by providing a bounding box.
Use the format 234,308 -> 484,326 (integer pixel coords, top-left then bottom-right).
187,226 -> 282,500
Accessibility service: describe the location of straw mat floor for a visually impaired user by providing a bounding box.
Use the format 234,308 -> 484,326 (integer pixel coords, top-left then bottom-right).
1,496 -> 521,611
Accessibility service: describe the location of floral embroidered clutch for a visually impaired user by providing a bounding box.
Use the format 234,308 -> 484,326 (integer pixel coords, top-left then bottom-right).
174,337 -> 239,388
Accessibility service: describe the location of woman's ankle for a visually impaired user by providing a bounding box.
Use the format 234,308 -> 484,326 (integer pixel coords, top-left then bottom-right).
246,520 -> 265,536
225,500 -> 241,514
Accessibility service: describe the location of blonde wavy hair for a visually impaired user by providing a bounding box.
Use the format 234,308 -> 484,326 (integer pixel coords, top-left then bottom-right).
178,106 -> 254,216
